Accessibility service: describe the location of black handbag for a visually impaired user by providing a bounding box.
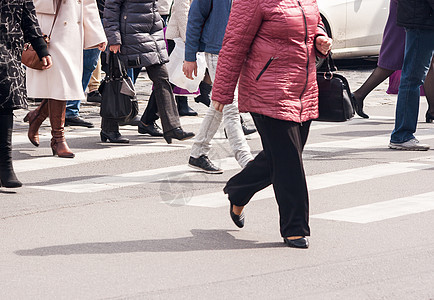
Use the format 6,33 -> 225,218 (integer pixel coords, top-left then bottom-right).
99,53 -> 136,120
316,55 -> 355,122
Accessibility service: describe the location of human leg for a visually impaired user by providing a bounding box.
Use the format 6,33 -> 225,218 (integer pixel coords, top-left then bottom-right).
390,29 -> 434,147
146,64 -> 194,143
65,48 -> 101,127
222,101 -> 253,168
23,99 -> 49,147
48,100 -> 74,158
100,117 -> 129,143
423,58 -> 434,122
352,67 -> 395,118
0,108 -> 22,188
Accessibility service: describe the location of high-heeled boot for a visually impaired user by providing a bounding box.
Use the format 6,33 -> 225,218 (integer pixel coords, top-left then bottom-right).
0,113 -> 22,188
163,127 -> 195,144
48,100 -> 75,158
23,99 -> 49,147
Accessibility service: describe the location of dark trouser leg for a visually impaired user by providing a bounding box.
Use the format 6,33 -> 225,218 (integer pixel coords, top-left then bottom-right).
0,108 -> 22,188
101,117 -> 119,132
145,64 -> 181,132
224,113 -> 311,237
141,91 -> 159,125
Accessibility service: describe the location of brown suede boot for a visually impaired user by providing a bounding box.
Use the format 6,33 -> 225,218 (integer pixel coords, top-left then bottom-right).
48,100 -> 75,158
23,99 -> 49,147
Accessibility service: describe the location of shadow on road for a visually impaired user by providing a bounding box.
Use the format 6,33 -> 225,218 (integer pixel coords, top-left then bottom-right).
15,229 -> 282,256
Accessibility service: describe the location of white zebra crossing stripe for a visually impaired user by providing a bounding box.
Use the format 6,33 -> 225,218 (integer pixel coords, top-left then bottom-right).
27,157 -> 241,193
311,191 -> 434,223
14,142 -> 191,173
177,162 -> 432,208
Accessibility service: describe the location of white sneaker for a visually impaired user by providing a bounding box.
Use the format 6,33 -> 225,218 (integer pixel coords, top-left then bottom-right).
388,138 -> 430,151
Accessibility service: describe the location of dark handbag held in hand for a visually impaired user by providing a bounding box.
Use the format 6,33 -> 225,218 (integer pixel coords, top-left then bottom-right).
99,52 -> 136,120
316,55 -> 355,122
21,0 -> 61,70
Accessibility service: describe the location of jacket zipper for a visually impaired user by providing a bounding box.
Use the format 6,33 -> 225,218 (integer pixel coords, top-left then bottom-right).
297,0 -> 309,125
256,57 -> 278,81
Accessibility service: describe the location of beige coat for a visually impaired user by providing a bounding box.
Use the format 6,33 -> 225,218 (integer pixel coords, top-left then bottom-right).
165,0 -> 192,42
26,0 -> 107,101
157,0 -> 173,15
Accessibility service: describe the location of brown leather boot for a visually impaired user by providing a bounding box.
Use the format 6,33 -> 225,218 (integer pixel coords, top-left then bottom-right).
48,100 -> 75,158
23,99 -> 49,147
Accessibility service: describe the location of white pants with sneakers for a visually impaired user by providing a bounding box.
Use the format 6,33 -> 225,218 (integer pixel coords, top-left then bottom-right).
190,53 -> 253,168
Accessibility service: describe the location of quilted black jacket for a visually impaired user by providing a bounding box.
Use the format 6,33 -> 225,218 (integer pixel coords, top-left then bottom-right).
103,0 -> 169,68
397,0 -> 434,29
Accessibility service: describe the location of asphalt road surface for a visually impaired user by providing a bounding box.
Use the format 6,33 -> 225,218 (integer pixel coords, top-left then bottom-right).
1,60 -> 434,299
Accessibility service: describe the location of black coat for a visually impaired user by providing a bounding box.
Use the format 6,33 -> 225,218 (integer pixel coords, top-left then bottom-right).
103,0 -> 169,68
0,0 -> 49,110
397,0 -> 434,30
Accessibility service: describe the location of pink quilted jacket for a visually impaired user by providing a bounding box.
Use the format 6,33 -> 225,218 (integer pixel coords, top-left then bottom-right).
212,0 -> 327,123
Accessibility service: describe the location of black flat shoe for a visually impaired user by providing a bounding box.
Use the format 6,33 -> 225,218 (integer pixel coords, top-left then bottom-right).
426,111 -> 434,123
351,93 -> 369,119
138,122 -> 163,136
230,204 -> 245,228
283,237 -> 309,249
100,131 -> 129,143
163,127 -> 195,144
65,116 -> 94,128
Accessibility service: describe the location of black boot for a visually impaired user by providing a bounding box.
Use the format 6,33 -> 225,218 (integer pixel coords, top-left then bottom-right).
177,96 -> 198,116
0,113 -> 22,188
194,82 -> 212,107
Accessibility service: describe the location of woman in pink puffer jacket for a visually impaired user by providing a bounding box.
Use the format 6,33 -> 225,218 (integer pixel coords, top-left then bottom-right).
212,0 -> 332,248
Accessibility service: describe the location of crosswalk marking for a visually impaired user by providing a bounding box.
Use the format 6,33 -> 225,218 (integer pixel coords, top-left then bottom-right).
175,162 -> 432,208
14,142 -> 190,173
27,157 -> 241,193
311,191 -> 434,223
11,115 -> 395,146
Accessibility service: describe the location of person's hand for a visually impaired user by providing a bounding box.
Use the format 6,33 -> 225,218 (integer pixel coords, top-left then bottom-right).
41,55 -> 52,70
98,42 -> 107,51
110,44 -> 121,53
316,36 -> 333,55
183,61 -> 197,80
213,100 -> 225,112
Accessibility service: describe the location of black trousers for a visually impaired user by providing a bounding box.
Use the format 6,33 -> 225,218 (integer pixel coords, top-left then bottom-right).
141,39 -> 186,127
224,113 -> 311,237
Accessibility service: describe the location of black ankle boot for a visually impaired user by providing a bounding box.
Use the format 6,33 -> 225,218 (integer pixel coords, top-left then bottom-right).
163,127 -> 195,144
100,131 -> 129,143
194,82 -> 212,107
177,96 -> 198,116
351,93 -> 369,119
426,111 -> 434,123
0,113 -> 22,188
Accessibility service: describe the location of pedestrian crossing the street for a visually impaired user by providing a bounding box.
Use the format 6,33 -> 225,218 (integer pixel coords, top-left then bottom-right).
9,115 -> 434,224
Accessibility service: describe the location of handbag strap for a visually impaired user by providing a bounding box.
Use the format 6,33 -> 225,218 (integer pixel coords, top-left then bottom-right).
324,54 -> 337,74
47,0 -> 63,39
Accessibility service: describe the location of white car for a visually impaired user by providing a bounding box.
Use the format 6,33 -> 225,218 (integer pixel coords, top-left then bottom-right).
318,0 -> 389,59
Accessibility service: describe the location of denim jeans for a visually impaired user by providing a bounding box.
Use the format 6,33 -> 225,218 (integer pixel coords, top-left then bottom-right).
66,48 -> 101,118
390,28 -> 434,143
190,53 -> 253,168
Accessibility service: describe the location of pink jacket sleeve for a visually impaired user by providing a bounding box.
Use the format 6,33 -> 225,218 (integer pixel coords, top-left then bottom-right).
212,0 -> 263,105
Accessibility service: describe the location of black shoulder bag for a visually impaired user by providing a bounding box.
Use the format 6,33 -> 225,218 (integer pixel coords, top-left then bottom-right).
99,53 -> 136,120
316,54 -> 355,122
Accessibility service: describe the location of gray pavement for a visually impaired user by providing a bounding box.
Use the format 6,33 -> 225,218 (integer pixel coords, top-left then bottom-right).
1,61 -> 434,299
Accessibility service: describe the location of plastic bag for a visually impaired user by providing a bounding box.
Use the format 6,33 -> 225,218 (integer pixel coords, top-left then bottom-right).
166,38 -> 206,93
